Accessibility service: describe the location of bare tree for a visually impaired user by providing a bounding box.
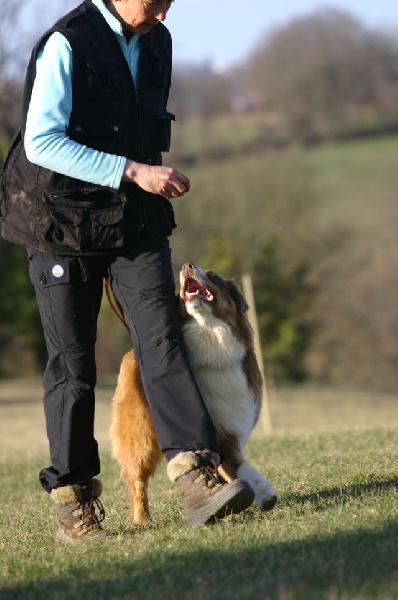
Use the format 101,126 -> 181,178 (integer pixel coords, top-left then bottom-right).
0,1 -> 25,146
169,62 -> 233,118
0,0 -> 77,148
246,8 -> 398,138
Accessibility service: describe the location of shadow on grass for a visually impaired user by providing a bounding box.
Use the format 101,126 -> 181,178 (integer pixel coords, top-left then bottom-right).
283,476 -> 398,510
2,521 -> 397,600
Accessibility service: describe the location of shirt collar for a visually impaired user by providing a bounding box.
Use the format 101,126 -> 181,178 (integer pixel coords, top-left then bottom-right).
91,0 -> 133,39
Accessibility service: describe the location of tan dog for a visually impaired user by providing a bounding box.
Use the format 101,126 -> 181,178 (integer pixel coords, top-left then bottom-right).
110,263 -> 277,524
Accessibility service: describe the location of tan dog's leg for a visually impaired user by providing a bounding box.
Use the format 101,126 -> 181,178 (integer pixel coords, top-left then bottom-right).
111,351 -> 162,524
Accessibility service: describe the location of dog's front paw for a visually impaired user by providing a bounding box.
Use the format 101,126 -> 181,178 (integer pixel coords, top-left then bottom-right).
258,492 -> 278,512
253,479 -> 278,512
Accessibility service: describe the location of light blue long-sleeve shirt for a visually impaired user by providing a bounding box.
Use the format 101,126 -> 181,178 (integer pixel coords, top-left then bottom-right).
24,0 -> 141,190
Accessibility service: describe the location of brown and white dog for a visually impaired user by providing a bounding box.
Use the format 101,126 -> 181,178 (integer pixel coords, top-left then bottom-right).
110,263 -> 277,524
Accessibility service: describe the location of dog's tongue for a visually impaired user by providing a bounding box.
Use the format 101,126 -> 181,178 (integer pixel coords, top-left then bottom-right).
184,278 -> 214,302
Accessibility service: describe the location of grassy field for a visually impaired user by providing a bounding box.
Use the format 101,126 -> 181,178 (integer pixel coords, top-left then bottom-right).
0,379 -> 397,599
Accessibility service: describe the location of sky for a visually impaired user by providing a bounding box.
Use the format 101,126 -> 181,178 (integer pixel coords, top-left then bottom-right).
165,0 -> 397,69
23,0 -> 398,71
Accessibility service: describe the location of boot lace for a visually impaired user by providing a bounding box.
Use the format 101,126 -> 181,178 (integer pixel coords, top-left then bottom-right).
77,496 -> 106,536
200,459 -> 226,489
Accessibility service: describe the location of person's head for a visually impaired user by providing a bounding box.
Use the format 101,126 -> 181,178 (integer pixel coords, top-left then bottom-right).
107,0 -> 174,35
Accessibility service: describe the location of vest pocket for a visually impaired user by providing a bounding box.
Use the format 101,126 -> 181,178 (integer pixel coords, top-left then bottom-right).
68,121 -> 123,156
40,189 -> 126,252
148,48 -> 171,88
85,57 -> 122,99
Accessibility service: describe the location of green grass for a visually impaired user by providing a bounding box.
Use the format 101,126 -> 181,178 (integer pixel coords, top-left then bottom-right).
0,381 -> 397,599
170,133 -> 398,271
303,136 -> 398,238
169,112 -> 282,161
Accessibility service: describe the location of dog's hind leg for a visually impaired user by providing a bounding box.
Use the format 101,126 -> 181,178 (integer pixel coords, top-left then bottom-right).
131,480 -> 150,524
111,350 -> 162,524
123,464 -> 159,525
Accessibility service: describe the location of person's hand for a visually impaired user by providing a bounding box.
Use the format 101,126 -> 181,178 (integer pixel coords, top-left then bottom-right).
122,160 -> 190,199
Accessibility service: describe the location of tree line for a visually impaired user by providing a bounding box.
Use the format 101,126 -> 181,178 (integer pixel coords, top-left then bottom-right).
169,8 -> 398,144
1,6 -> 397,147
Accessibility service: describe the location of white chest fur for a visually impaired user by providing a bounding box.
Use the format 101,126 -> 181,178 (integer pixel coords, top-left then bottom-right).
182,313 -> 256,446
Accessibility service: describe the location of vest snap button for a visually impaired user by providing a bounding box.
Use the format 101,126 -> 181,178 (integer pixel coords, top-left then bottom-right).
113,125 -> 119,132
75,126 -> 83,132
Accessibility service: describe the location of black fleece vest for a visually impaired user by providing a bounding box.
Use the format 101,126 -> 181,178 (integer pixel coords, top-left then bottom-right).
0,0 -> 176,255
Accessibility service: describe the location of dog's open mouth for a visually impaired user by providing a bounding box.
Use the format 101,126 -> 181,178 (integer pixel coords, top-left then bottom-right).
183,277 -> 214,304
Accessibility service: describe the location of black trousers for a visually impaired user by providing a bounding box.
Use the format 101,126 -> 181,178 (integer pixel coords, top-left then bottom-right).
28,232 -> 218,492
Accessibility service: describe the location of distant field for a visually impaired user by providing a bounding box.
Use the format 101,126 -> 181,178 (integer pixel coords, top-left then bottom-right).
175,132 -> 398,246
303,135 -> 398,241
1,378 -> 397,460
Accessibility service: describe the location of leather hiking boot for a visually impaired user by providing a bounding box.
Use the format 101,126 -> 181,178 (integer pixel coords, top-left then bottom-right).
51,479 -> 109,544
167,451 -> 254,528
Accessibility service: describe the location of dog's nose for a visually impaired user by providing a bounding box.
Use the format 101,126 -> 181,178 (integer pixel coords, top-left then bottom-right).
182,263 -> 195,275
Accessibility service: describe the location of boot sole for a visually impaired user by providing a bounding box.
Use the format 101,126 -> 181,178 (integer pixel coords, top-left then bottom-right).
55,528 -> 110,544
186,479 -> 255,528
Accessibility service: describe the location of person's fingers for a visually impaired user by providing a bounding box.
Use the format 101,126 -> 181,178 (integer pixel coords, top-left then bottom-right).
174,172 -> 190,192
170,174 -> 189,195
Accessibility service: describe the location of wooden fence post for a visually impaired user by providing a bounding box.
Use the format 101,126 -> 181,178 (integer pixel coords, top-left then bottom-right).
242,273 -> 273,434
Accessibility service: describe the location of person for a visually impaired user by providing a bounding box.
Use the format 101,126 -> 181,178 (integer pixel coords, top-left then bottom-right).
0,0 -> 254,543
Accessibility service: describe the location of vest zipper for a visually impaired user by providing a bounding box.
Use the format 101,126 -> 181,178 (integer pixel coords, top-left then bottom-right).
135,72 -> 147,231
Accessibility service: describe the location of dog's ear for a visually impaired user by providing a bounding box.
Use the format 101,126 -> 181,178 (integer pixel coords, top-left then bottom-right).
228,280 -> 249,314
